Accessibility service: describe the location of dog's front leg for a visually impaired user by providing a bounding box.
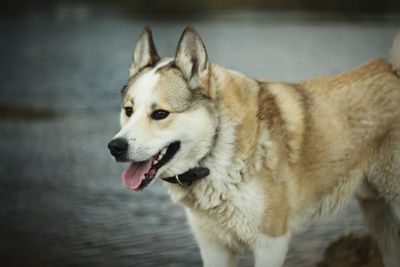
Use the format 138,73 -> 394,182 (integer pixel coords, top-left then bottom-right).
254,232 -> 291,267
186,212 -> 238,267
196,233 -> 238,267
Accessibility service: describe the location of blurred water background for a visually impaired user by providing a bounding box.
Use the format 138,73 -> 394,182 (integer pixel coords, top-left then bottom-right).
0,1 -> 399,266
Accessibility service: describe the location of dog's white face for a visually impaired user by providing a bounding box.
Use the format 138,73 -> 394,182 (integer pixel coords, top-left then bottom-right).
108,27 -> 218,190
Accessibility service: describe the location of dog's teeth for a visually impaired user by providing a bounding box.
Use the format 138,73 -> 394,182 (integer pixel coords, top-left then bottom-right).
161,148 -> 167,155
154,159 -> 159,165
157,154 -> 163,161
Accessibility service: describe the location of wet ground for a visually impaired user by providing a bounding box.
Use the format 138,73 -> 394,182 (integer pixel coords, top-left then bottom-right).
0,4 -> 399,267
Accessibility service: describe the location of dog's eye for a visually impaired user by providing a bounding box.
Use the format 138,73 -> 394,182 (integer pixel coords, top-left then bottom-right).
124,107 -> 133,117
151,109 -> 170,120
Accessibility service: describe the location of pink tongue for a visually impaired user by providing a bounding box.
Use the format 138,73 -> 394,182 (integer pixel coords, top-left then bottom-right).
122,159 -> 152,190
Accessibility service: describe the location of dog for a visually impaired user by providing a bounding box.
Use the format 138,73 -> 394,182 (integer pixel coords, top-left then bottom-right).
108,27 -> 400,267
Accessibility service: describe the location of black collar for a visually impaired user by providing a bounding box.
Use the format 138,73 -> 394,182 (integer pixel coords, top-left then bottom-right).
162,167 -> 210,188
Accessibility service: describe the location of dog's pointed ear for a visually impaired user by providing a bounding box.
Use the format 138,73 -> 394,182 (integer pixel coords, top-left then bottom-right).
129,26 -> 160,77
175,27 -> 208,88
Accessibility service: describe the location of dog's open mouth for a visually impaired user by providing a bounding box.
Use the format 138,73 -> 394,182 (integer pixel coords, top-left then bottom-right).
121,141 -> 180,190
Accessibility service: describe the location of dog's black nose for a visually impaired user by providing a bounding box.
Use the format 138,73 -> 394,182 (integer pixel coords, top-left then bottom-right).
108,138 -> 128,158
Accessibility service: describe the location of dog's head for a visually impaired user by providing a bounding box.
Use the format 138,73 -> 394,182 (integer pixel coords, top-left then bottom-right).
108,27 -> 218,190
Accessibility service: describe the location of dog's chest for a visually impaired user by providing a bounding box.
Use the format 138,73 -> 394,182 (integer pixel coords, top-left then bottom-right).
173,178 -> 264,250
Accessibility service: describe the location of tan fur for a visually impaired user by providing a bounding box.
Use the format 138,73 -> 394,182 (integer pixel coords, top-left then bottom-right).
213,57 -> 400,224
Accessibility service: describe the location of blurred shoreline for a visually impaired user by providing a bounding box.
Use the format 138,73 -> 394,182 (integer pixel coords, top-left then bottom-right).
2,0 -> 400,17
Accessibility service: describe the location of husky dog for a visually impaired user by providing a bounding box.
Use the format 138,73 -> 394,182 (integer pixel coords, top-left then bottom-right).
108,27 -> 400,267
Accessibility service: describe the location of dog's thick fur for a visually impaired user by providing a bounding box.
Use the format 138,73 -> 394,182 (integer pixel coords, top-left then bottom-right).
110,27 -> 400,267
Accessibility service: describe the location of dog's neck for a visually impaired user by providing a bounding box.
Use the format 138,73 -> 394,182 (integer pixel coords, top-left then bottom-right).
167,64 -> 264,210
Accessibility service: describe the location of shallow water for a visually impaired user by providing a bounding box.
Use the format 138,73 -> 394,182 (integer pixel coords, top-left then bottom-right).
0,5 -> 399,267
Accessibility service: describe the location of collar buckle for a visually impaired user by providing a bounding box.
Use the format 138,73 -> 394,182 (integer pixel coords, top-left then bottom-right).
175,175 -> 190,188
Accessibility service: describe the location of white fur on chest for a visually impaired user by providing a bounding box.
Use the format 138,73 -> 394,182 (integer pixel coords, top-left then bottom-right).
168,156 -> 265,251
185,177 -> 264,251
